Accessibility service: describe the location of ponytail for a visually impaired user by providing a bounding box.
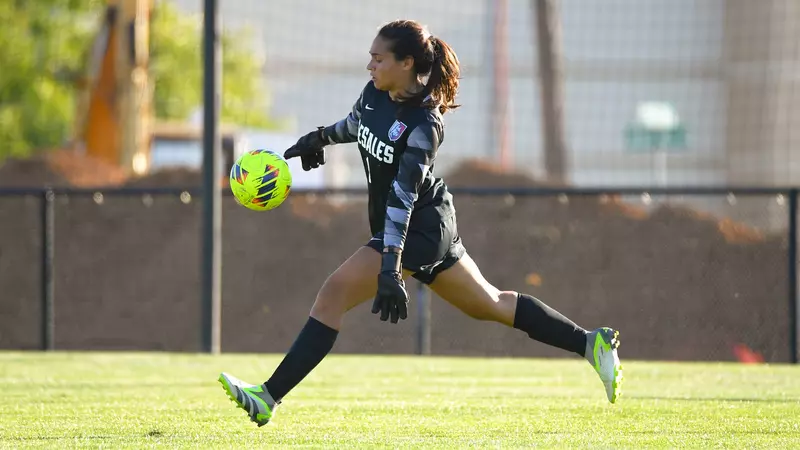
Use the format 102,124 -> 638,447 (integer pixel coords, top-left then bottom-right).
425,37 -> 461,114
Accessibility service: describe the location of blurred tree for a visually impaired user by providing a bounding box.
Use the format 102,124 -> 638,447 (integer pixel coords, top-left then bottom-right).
0,0 -> 103,160
151,1 -> 278,128
0,0 -> 276,163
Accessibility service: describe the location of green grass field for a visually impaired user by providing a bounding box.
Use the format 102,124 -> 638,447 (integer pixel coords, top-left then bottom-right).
1,352 -> 799,449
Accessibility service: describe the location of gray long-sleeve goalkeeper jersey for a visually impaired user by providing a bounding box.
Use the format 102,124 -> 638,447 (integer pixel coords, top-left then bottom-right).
323,81 -> 455,251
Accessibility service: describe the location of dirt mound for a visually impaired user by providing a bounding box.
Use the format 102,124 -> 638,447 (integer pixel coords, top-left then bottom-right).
446,159 -> 767,244
47,149 -> 128,187
0,149 -> 128,188
0,154 -> 69,188
0,151 -> 210,189
0,157 -> 790,362
446,159 -> 551,188
123,167 -> 206,188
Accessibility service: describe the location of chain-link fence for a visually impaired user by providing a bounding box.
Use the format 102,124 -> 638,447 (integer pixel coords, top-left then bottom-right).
1,1 -> 800,363
0,188 -> 795,363
165,0 -> 800,188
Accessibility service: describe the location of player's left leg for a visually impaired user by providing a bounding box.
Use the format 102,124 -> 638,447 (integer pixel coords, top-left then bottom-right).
428,253 -> 623,403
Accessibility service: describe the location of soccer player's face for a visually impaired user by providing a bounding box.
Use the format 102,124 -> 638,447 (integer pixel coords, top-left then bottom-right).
367,36 -> 413,92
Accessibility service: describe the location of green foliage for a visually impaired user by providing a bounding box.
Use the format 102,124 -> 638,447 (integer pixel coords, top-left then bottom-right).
0,0 -> 103,160
151,1 -> 278,129
0,0 -> 277,163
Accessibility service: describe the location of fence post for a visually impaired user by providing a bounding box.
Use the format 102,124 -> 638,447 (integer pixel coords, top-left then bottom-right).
416,281 -> 431,355
201,0 -> 222,354
789,189 -> 798,364
41,189 -> 55,351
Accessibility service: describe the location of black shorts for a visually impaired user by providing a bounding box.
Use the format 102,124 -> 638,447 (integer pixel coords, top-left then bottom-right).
365,213 -> 466,285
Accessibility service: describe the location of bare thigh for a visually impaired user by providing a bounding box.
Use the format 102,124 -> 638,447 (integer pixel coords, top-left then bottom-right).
310,246 -> 412,330
428,253 -> 518,326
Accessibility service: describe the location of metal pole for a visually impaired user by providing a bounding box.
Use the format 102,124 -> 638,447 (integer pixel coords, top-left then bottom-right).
41,189 -> 55,351
416,281 -> 432,355
201,0 -> 222,354
533,0 -> 568,183
490,0 -> 511,169
789,189 -> 798,364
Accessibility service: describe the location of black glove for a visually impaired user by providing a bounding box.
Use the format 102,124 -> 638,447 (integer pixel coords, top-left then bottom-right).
371,248 -> 409,324
283,126 -> 328,171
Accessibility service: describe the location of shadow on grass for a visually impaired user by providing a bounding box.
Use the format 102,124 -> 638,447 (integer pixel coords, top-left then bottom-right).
630,395 -> 800,404
7,430 -> 166,441
7,436 -> 111,441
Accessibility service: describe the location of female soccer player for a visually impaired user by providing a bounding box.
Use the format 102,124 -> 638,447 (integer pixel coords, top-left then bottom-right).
219,19 -> 622,427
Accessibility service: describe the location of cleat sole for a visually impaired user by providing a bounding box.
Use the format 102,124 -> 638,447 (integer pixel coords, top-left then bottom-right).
610,364 -> 624,403
609,332 -> 623,403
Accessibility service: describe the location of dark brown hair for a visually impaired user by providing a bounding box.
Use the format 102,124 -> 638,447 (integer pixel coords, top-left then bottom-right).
378,20 -> 461,114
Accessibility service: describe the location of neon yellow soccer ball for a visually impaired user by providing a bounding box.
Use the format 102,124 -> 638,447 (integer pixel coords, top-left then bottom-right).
229,149 -> 292,211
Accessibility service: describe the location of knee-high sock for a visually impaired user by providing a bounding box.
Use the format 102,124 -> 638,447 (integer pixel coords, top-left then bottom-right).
513,293 -> 587,356
263,317 -> 338,401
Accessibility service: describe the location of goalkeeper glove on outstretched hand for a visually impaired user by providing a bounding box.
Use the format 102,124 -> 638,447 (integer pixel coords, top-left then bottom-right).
284,126 -> 329,171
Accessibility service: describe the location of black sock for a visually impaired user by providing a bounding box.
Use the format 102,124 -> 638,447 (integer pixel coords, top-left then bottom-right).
513,293 -> 587,356
264,317 -> 338,401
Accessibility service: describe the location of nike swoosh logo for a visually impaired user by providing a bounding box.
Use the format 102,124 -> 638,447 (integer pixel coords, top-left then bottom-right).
365,104 -> 374,110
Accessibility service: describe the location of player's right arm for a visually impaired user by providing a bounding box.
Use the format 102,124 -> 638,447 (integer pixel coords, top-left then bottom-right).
283,87 -> 365,170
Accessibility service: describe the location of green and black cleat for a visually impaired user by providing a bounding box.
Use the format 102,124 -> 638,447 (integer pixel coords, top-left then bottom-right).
585,327 -> 623,403
218,372 -> 278,427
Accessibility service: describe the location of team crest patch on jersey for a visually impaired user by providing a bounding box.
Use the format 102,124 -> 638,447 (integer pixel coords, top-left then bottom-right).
388,120 -> 408,142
